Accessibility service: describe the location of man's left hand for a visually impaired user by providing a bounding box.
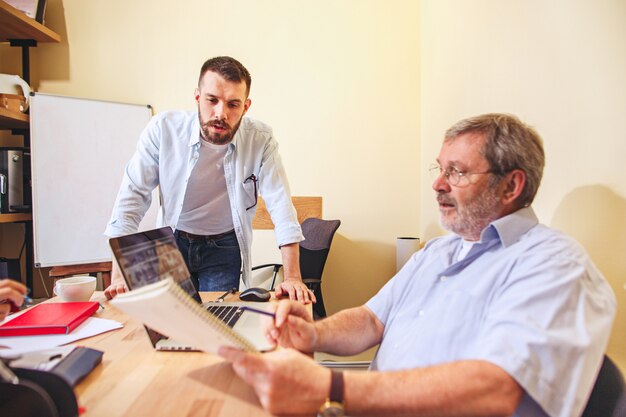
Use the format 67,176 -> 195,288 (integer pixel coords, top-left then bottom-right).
274,278 -> 316,304
219,346 -> 329,415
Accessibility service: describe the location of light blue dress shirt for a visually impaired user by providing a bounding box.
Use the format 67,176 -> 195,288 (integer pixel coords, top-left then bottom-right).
105,111 -> 303,285
367,207 -> 616,417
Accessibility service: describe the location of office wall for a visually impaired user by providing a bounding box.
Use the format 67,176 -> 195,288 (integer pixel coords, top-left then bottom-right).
420,0 -> 626,370
2,0 -> 624,372
0,0 -> 421,307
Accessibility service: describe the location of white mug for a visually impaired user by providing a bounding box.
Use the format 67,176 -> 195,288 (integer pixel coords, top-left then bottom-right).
53,276 -> 97,302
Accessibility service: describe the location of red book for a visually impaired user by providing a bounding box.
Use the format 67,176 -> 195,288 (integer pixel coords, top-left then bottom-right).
0,302 -> 100,336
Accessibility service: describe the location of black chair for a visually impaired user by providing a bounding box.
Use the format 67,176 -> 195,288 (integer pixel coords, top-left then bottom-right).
253,218 -> 341,319
582,355 -> 626,417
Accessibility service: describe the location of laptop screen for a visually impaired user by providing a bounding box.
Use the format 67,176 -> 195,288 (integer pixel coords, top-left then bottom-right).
109,227 -> 201,304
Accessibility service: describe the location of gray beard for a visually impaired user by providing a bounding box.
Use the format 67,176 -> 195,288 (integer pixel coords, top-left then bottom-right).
440,187 -> 501,240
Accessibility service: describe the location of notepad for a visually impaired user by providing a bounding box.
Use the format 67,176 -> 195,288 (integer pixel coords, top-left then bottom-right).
110,278 -> 261,354
0,302 -> 100,336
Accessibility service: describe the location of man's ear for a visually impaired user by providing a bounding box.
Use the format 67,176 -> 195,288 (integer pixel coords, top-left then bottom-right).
501,169 -> 526,206
194,88 -> 200,102
243,98 -> 251,114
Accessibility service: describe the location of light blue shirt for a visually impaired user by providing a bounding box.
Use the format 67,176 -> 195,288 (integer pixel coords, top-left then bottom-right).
105,111 -> 303,285
367,207 -> 616,417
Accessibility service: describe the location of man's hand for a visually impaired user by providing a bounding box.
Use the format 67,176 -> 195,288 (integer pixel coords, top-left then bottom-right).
0,279 -> 27,321
219,346 -> 329,415
104,260 -> 128,300
276,243 -> 316,303
274,277 -> 316,304
267,299 -> 317,353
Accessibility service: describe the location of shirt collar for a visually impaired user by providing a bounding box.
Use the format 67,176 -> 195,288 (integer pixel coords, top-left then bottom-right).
484,206 -> 539,248
189,115 -> 201,147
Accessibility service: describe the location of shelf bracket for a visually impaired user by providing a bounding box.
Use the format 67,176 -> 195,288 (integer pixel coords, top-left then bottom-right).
9,39 -> 37,84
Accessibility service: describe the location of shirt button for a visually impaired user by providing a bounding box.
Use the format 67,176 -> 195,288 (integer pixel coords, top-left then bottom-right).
440,275 -> 447,282
418,309 -> 425,316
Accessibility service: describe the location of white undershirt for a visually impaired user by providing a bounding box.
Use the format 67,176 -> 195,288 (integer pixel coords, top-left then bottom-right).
177,138 -> 233,234
457,240 -> 476,261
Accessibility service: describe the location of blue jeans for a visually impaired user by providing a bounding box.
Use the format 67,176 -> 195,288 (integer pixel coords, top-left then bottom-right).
174,230 -> 241,291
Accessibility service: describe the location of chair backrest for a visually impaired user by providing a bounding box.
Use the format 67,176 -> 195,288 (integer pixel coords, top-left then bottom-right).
252,196 -> 322,229
582,355 -> 626,417
299,218 -> 341,280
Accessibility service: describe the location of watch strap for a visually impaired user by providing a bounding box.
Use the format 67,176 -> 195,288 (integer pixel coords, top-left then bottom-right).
329,370 -> 344,403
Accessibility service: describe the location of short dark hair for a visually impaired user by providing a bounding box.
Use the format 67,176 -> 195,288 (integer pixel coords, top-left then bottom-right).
198,56 -> 252,97
445,113 -> 545,208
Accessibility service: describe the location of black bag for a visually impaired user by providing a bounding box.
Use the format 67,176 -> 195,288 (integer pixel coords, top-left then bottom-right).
0,346 -> 103,417
0,368 -> 79,417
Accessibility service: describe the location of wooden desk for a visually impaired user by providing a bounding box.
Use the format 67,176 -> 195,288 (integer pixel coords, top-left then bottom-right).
73,291 -> 281,417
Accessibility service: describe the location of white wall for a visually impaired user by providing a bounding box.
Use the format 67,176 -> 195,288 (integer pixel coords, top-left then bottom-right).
420,0 -> 626,370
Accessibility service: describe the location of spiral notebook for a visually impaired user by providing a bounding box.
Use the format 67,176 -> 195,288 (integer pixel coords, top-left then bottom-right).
108,227 -> 273,352
110,278 -> 260,353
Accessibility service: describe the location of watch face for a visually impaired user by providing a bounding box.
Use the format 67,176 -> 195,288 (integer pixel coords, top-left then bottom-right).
318,402 -> 345,417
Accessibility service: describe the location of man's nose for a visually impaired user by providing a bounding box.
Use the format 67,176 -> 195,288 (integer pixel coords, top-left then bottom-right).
213,102 -> 226,120
432,172 -> 451,193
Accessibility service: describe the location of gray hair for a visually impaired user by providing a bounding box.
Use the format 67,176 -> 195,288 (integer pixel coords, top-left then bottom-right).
445,113 -> 545,208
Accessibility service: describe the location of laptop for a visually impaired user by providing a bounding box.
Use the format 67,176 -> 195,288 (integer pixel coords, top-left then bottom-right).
109,227 -> 273,352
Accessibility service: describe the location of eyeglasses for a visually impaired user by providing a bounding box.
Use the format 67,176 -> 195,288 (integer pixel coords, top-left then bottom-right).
429,163 -> 492,187
244,174 -> 258,210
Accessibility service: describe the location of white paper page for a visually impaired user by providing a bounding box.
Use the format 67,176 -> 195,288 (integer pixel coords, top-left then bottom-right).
0,317 -> 123,355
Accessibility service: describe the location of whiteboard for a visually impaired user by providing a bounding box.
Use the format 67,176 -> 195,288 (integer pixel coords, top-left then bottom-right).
30,93 -> 158,267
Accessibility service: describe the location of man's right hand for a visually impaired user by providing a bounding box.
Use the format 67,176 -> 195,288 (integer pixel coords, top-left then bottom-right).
104,260 -> 127,300
267,299 -> 317,353
0,278 -> 27,321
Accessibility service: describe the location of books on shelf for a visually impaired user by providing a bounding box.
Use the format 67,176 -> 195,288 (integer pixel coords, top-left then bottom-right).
109,278 -> 258,354
0,302 -> 100,336
4,0 -> 48,24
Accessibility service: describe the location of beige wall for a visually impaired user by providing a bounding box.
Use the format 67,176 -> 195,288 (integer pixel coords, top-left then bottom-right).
1,0 -> 624,371
0,0 -> 421,307
420,0 -> 626,370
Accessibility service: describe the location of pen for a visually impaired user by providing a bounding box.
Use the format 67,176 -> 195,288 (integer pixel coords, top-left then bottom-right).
0,295 -> 32,305
241,306 -> 276,318
0,294 -> 33,311
216,287 -> 238,303
0,360 -> 19,385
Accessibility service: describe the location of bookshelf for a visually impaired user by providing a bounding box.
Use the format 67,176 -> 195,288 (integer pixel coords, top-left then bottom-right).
0,1 -> 60,43
0,0 -> 60,286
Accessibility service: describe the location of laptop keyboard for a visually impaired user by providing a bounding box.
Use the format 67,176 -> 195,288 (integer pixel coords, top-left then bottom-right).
205,305 -> 243,328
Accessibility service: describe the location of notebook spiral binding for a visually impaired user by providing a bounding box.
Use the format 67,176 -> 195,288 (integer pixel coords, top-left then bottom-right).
164,278 -> 258,353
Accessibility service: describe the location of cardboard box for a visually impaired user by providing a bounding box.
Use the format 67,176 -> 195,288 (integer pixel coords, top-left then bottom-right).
0,93 -> 27,113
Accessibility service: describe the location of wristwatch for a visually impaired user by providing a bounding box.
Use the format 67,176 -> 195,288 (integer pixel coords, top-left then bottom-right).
317,370 -> 345,417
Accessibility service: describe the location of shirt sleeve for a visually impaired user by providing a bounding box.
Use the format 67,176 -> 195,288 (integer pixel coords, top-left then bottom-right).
257,137 -> 303,247
104,116 -> 161,237
468,237 -> 616,417
366,239 -> 438,325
